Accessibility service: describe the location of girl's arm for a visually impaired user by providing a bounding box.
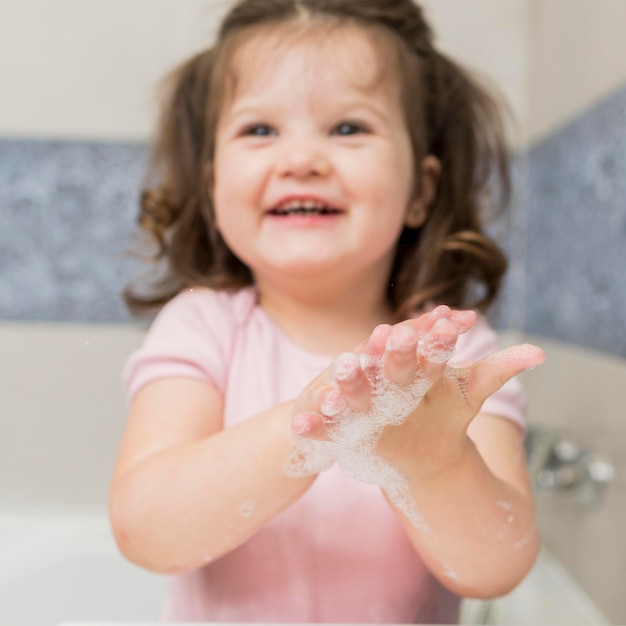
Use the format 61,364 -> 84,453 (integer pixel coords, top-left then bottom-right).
109,379 -> 314,574
391,411 -> 539,599
291,313 -> 544,599
381,345 -> 542,599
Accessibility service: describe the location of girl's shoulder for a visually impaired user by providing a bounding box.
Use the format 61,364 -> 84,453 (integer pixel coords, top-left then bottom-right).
156,285 -> 258,330
123,287 -> 258,398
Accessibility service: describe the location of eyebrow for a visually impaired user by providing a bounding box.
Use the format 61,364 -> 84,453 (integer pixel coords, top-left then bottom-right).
221,92 -> 395,128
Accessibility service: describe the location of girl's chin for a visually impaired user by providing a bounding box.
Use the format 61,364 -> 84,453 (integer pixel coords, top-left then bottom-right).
253,257 -> 345,280
268,261 -> 338,276
255,247 -> 348,272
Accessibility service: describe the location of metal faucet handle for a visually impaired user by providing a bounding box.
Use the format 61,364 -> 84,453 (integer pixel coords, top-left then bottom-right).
587,455 -> 616,483
577,454 -> 616,510
552,438 -> 581,463
527,426 -> 615,510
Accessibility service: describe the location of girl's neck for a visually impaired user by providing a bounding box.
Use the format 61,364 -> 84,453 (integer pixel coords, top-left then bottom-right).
256,277 -> 394,356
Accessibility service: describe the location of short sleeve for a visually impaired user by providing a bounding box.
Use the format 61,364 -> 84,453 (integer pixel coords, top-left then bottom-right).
451,315 -> 527,430
122,288 -> 238,400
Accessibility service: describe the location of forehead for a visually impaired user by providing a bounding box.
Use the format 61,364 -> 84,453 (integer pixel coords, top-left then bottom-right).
223,21 -> 402,105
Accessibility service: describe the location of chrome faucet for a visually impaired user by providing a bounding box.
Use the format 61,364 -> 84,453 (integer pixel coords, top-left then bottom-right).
525,426 -> 615,510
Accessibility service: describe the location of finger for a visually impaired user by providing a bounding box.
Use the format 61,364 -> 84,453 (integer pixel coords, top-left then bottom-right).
332,352 -> 371,412
356,323 -> 392,358
291,411 -> 330,441
319,387 -> 344,417
417,317 -> 459,380
383,323 -> 419,385
449,309 -> 476,333
403,305 -> 451,335
401,305 -> 473,336
426,306 -> 476,334
358,324 -> 392,384
467,344 -> 546,411
292,378 -> 344,440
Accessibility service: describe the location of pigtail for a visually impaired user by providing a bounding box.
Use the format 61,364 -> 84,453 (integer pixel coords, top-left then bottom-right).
392,44 -> 511,317
124,49 -> 251,314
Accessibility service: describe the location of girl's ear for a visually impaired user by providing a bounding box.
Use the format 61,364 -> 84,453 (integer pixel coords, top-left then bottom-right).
405,155 -> 441,228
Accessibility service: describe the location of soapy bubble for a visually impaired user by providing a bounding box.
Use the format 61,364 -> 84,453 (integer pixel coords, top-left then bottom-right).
417,332 -> 455,364
284,354 -> 434,531
238,499 -> 256,518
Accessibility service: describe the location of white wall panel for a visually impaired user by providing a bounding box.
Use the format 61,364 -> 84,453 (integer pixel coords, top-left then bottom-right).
0,0 -> 530,143
0,0 -> 224,140
7,0 -> 625,147
529,0 -> 626,144
421,0 -> 531,147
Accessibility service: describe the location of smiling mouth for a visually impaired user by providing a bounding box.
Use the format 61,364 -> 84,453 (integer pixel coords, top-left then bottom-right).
268,200 -> 342,216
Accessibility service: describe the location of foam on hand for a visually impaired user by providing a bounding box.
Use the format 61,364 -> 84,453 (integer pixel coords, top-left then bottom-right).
284,347 -> 443,531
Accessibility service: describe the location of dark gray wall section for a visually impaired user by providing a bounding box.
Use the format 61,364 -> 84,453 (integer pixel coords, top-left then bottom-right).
525,84 -> 626,357
0,140 -> 147,322
1,82 -> 625,357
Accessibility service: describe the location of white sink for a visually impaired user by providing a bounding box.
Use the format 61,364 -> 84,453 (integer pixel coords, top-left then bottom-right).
462,546 -> 611,625
0,508 -> 610,626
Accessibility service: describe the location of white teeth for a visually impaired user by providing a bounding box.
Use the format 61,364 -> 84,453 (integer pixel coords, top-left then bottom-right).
274,199 -> 333,213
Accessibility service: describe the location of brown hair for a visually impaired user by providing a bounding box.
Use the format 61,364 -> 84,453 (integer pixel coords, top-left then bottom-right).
125,0 -> 510,319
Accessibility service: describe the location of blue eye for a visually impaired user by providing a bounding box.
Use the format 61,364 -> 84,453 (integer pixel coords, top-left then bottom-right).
333,122 -> 367,136
243,124 -> 276,137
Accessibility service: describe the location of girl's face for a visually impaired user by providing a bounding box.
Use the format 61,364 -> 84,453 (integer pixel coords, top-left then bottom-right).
213,25 -> 433,297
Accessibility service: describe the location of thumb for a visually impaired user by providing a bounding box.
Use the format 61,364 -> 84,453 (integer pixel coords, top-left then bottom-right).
467,344 -> 545,409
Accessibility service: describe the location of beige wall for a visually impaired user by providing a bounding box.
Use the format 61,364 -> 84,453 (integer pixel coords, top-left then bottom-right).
421,0 -> 531,147
3,1 -> 626,145
520,337 -> 626,624
528,0 -> 626,144
0,0 -> 224,140
428,0 -> 626,145
0,0 -> 530,143
429,0 -> 626,145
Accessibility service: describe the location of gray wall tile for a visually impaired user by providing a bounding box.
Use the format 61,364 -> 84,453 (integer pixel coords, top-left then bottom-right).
0,140 -> 147,322
525,84 -> 626,357
2,83 -> 626,360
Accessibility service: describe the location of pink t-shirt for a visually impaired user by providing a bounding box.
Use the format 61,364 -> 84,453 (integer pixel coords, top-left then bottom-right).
123,287 -> 526,623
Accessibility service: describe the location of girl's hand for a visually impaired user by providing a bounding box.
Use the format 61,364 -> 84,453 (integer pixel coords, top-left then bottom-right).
291,305 -> 470,442
374,339 -> 545,479
290,306 -> 544,478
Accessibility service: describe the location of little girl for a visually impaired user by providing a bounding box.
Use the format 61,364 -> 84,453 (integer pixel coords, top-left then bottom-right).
110,0 -> 545,623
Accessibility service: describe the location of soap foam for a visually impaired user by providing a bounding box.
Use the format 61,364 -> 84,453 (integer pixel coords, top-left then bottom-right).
238,499 -> 256,518
417,333 -> 456,364
284,355 -> 434,531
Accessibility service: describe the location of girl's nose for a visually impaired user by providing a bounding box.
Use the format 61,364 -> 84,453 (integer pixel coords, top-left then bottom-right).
275,141 -> 331,179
